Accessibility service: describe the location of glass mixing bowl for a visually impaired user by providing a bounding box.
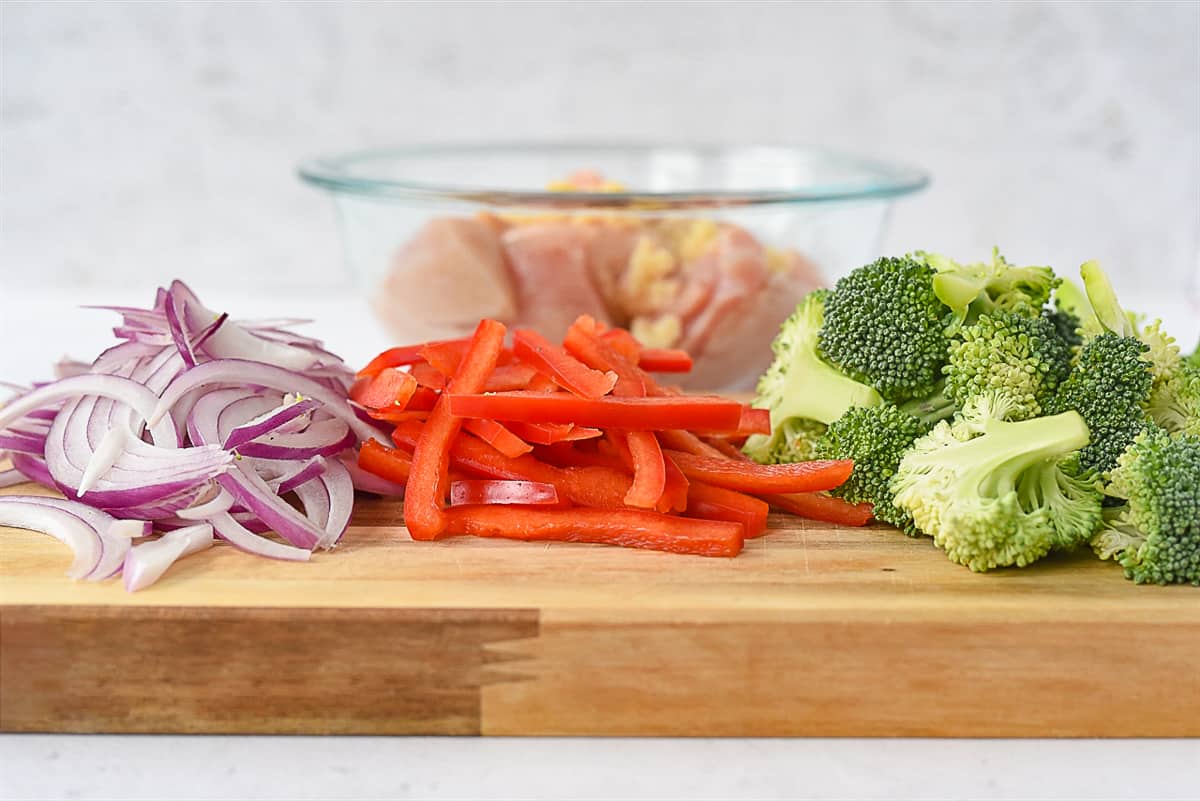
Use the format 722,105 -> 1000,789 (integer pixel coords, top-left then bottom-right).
299,143 -> 928,390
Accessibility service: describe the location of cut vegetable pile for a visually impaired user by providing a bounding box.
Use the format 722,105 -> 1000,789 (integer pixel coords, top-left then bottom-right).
0,282 -> 380,590
353,315 -> 866,557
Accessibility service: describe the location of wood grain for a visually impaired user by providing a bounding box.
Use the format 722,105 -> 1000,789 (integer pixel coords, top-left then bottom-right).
2,490 -> 1198,736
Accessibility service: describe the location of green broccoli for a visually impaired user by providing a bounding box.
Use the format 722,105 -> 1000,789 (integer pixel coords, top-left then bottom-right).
743,290 -> 883,464
944,311 -> 1073,420
1079,260 -> 1180,383
1042,306 -> 1083,351
890,394 -> 1104,571
816,255 -> 952,403
1148,363 -> 1200,437
1046,263 -> 1157,474
816,404 -> 932,534
927,248 -> 1058,332
1091,429 -> 1200,585
1187,340 -> 1200,369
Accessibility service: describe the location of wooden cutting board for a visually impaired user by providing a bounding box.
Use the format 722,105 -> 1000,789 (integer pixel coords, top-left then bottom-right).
1,485 -> 1197,737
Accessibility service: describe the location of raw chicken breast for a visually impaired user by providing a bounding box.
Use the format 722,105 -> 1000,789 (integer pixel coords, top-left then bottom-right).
500,223 -> 614,342
373,217 -> 517,342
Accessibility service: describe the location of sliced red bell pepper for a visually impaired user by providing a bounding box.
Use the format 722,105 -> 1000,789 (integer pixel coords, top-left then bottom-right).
638,348 -> 694,373
357,339 -> 468,378
405,386 -> 440,412
664,449 -> 854,494
599,327 -> 643,362
442,506 -> 744,557
392,421 -> 632,508
506,421 -> 602,445
367,408 -> 430,425
484,364 -> 539,392
445,392 -> 746,432
686,481 -> 769,538
449,480 -> 560,507
404,319 -> 507,540
564,318 -> 649,397
531,441 -> 625,469
658,429 -> 728,459
463,418 -> 533,459
701,436 -> 753,462
763,493 -> 874,527
409,361 -> 447,390
658,453 -> 690,513
513,329 -> 618,399
419,339 -> 470,377
623,430 -> 666,509
526,372 -> 559,393
736,407 -> 771,436
349,367 -> 418,410
357,439 -> 412,485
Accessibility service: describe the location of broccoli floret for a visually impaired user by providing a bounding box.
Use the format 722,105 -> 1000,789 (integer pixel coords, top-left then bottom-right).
816,405 -> 932,534
928,248 -> 1058,332
1187,340 -> 1200,369
744,290 -> 883,464
1079,260 -> 1180,383
891,394 -> 1104,571
1148,364 -> 1200,437
1043,306 -> 1083,350
1047,333 -> 1153,474
944,311 -> 1073,421
1091,429 -> 1200,585
817,256 -> 952,403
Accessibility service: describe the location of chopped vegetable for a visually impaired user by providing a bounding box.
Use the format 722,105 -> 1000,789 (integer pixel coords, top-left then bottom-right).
443,506 -> 744,557
446,392 -> 747,432
513,328 -> 617,398
463,418 -> 534,459
665,450 -> 853,494
449,480 -> 560,507
763,492 -> 874,527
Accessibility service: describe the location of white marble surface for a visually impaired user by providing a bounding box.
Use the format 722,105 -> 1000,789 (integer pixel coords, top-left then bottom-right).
2,1 -> 1198,298
2,735 -> 1198,801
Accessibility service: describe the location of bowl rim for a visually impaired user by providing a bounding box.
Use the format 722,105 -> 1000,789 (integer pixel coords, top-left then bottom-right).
297,141 -> 930,209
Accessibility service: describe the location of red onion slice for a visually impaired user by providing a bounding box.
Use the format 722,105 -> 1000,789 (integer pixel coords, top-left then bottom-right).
273,456 -> 327,495
340,454 -> 407,496
176,487 -> 235,520
10,496 -> 149,579
0,374 -> 178,445
0,467 -> 28,489
0,497 -> 103,579
123,523 -> 214,592
222,396 -> 321,451
209,511 -> 310,561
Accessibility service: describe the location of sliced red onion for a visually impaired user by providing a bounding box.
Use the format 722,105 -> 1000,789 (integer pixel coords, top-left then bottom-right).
10,495 -> 149,579
77,427 -> 128,496
164,292 -> 199,367
0,374 -> 178,445
222,396 -> 320,451
0,467 -> 27,489
10,453 -> 54,487
274,456 -> 327,495
0,497 -> 102,579
216,465 -> 322,549
235,420 -> 356,460
176,487 -> 235,520
209,511 -> 310,561
0,432 -> 47,454
123,523 -> 214,592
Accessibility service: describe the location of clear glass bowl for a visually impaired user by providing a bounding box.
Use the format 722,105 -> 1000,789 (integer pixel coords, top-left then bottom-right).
299,143 -> 928,390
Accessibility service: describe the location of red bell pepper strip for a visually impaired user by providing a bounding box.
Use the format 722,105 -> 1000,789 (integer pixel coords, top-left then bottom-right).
463,418 -> 533,459
701,436 -> 753,462
404,319 -> 506,540
736,407 -> 771,436
419,339 -> 470,377
409,361 -> 447,390
367,408 -> 430,425
564,318 -> 649,397
445,392 -> 746,432
658,453 -> 690,513
357,439 -> 412,485
658,429 -> 728,459
449,480 -> 560,507
531,441 -> 625,469
357,339 -> 468,378
405,386 -> 439,412
623,430 -> 666,509
506,421 -> 602,445
763,493 -> 874,527
599,327 -> 643,362
513,329 -> 618,399
526,373 -> 559,393
664,449 -> 854,494
392,421 -> 632,508
484,364 -> 539,392
686,481 -> 769,538
638,348 -> 694,373
442,506 -> 744,558
349,367 -> 418,410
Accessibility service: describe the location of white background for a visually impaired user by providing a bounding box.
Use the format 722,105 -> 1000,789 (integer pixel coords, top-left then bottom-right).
1,3 -> 1198,800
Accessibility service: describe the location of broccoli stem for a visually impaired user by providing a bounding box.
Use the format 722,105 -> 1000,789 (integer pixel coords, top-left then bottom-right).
1080,260 -> 1134,338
